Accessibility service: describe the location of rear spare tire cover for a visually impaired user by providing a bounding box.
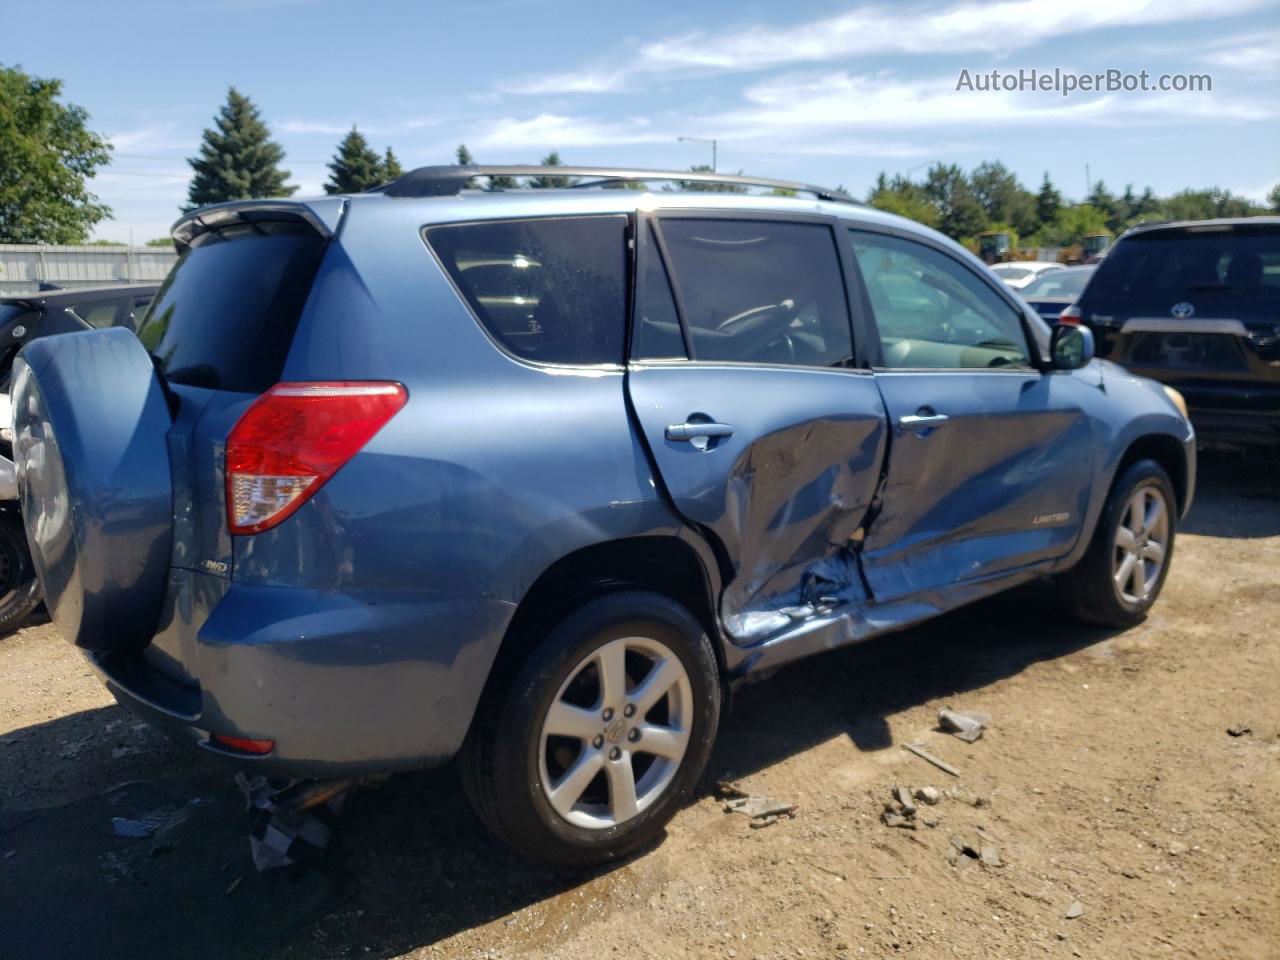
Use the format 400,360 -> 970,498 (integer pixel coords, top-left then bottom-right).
11,327 -> 174,653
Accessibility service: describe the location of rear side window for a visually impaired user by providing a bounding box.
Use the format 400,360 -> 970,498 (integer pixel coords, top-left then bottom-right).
654,218 -> 853,367
426,216 -> 628,366
64,296 -> 127,329
136,221 -> 326,392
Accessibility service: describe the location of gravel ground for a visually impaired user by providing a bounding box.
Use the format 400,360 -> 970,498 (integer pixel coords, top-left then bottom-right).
1,457 -> 1276,960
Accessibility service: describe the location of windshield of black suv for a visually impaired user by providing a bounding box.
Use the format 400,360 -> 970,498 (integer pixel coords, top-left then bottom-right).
1087,225 -> 1280,306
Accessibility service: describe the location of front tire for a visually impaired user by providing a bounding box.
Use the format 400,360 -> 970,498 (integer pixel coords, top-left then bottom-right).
0,511 -> 42,635
1058,458 -> 1177,628
459,591 -> 721,868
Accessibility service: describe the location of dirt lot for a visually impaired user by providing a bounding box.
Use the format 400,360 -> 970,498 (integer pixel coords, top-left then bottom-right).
1,458 -> 1277,960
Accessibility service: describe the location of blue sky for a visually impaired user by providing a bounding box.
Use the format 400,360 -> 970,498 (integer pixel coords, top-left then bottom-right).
7,0 -> 1278,242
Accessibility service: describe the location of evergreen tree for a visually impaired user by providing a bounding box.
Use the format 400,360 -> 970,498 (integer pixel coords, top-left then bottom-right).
1269,183 -> 1280,214
970,161 -> 1037,236
324,126 -> 383,194
382,147 -> 403,181
185,87 -> 293,211
529,151 -> 575,188
1035,173 -> 1062,226
0,64 -> 112,242
455,143 -> 474,166
866,171 -> 940,229
923,163 -> 987,241
1086,180 -> 1125,233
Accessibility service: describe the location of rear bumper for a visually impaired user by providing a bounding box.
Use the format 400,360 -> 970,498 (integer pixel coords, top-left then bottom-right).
94,576 -> 516,779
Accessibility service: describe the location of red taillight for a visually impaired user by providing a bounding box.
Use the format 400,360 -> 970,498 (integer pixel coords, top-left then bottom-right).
211,734 -> 275,754
226,381 -> 407,535
1059,303 -> 1083,324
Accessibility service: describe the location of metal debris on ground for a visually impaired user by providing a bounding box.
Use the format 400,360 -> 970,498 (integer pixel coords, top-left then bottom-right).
938,708 -> 989,743
719,781 -> 799,825
902,741 -> 961,777
882,784 -> 938,830
236,773 -> 350,872
1226,723 -> 1251,737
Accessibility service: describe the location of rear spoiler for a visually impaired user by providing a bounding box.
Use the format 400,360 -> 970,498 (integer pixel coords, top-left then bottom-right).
170,200 -> 339,253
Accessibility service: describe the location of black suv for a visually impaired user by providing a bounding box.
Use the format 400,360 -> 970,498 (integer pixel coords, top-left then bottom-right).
1068,218 -> 1279,451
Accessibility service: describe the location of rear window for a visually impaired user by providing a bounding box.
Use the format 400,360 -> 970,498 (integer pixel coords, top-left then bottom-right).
992,266 -> 1031,281
135,222 -> 326,392
426,215 -> 628,366
1021,268 -> 1093,299
1086,225 -> 1280,306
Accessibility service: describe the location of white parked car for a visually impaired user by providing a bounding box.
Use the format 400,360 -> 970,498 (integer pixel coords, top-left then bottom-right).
990,261 -> 1065,290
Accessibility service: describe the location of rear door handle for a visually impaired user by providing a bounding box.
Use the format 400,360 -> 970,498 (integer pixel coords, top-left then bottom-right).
899,412 -> 949,430
666,421 -> 734,441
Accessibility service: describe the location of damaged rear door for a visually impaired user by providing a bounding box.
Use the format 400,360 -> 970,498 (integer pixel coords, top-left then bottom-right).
626,212 -> 887,646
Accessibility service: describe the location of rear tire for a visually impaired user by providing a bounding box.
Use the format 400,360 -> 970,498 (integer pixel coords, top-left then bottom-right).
0,511 -> 42,635
1058,458 -> 1177,628
459,591 -> 720,868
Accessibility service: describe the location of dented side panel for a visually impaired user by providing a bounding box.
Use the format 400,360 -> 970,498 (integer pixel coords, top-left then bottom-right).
626,363 -> 887,641
861,369 -> 1095,602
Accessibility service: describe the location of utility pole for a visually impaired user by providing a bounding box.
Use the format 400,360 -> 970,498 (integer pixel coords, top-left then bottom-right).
677,136 -> 717,171
1085,163 -> 1091,199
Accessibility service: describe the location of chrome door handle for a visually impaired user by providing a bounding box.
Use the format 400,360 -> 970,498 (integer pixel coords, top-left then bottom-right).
899,412 -> 949,430
666,421 -> 734,441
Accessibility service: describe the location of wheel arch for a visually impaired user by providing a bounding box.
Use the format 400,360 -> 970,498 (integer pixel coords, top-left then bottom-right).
1114,432 -> 1190,516
471,534 -> 726,729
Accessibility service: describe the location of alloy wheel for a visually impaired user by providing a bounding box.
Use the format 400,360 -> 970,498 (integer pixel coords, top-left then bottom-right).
1112,484 -> 1169,605
538,635 -> 693,830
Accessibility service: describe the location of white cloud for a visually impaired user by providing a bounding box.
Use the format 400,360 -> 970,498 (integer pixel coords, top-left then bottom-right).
1199,30 -> 1280,72
469,114 -> 663,150
496,69 -> 628,95
691,68 -> 1272,145
276,117 -> 440,136
506,0 -> 1269,93
106,125 -> 192,155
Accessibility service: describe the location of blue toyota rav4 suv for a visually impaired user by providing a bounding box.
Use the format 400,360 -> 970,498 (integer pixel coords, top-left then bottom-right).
11,166 -> 1194,866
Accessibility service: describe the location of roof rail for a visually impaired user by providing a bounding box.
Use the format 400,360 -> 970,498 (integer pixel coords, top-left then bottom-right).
376,165 -> 860,204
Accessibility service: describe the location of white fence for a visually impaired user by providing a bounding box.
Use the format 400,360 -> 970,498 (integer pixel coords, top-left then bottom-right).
0,244 -> 178,296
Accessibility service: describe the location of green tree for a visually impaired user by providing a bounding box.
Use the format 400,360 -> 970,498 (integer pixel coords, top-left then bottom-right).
0,64 -> 112,243
1269,183 -> 1280,214
1086,180 -> 1127,233
324,126 -> 383,194
866,172 -> 940,229
969,161 -> 1036,236
1159,188 -> 1263,221
1034,204 -> 1111,246
382,147 -> 403,181
145,236 -> 172,247
1035,173 -> 1062,225
186,87 -> 293,211
923,163 -> 987,240
455,143 -> 474,166
529,151 -> 575,188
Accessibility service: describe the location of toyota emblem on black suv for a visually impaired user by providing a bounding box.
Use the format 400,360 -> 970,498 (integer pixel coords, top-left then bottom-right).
1170,301 -> 1196,319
